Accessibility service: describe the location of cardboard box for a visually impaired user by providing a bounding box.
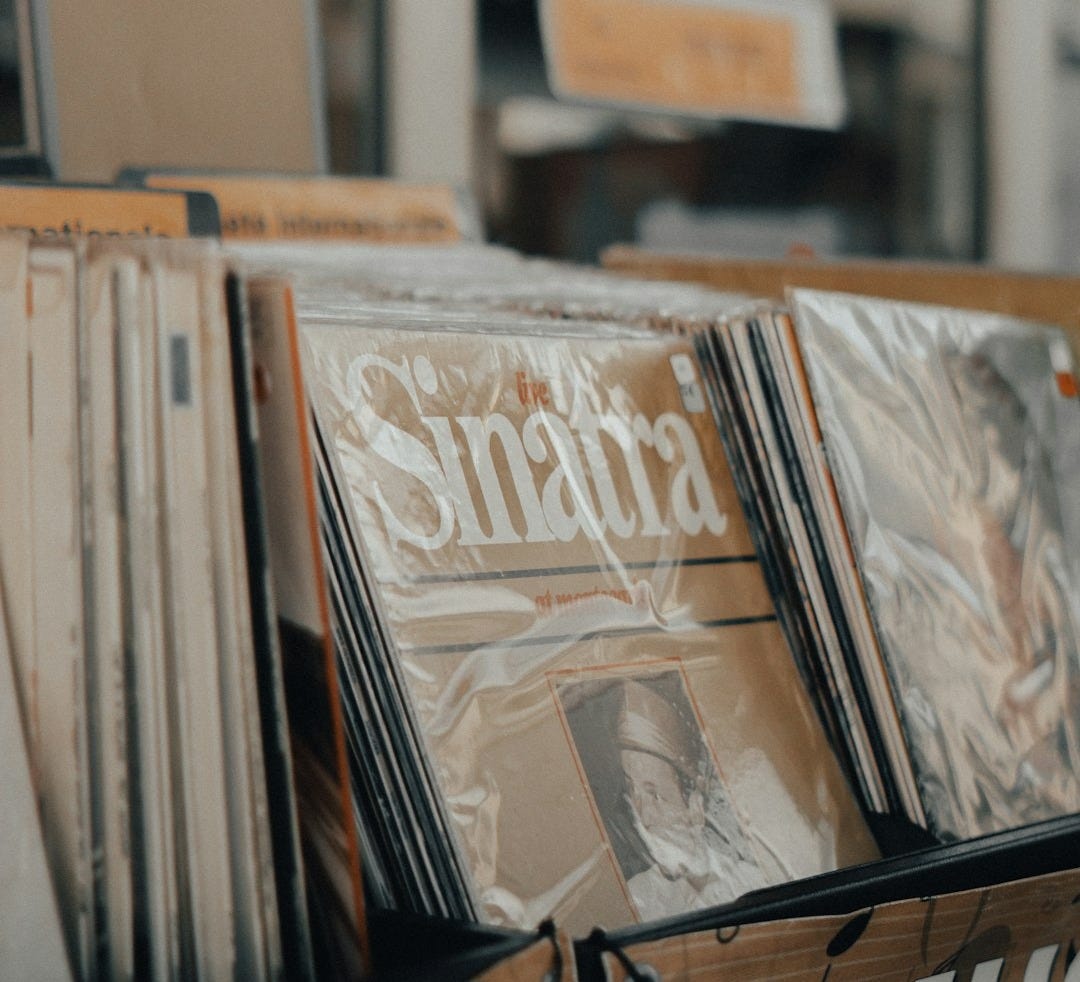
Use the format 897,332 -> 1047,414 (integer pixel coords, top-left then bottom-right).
37,0 -> 325,181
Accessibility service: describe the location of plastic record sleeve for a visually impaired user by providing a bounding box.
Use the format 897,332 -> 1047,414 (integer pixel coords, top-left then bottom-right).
789,287 -> 1080,843
294,300 -> 878,936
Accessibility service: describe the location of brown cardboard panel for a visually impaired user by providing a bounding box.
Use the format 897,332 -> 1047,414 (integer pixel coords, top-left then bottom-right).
604,865 -> 1080,982
44,0 -> 322,181
602,247 -> 1080,343
474,934 -> 573,982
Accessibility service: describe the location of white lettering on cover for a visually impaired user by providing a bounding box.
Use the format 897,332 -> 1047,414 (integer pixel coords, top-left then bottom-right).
349,352 -> 455,551
572,387 -> 637,538
523,412 -> 606,542
655,412 -> 728,537
457,415 -> 553,545
347,354 -> 727,551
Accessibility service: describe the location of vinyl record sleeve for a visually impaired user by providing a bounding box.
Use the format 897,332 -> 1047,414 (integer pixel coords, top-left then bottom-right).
789,288 -> 1080,842
81,245 -> 136,979
153,255 -> 237,979
0,234 -> 34,749
300,317 -> 877,935
750,313 -> 907,814
761,309 -> 924,826
192,247 -> 280,980
243,274 -> 364,975
692,319 -> 850,789
312,420 -> 469,919
0,591 -> 72,980
724,315 -> 887,814
318,505 -> 449,918
112,248 -> 182,980
28,241 -> 96,978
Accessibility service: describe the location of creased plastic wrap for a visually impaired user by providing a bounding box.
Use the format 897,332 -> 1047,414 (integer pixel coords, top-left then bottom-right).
299,304 -> 877,935
233,240 -> 750,330
790,288 -> 1080,841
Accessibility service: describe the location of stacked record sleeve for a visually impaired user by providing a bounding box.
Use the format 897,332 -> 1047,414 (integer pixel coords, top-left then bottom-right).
0,233 -> 313,981
234,239 -> 1080,942
690,289 -> 1080,844
235,241 -> 879,935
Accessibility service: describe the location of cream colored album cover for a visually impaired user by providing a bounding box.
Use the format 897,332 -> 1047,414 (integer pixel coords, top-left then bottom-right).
301,318 -> 877,934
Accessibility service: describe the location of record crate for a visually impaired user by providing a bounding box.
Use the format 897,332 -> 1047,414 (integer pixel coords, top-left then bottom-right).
370,817 -> 1080,979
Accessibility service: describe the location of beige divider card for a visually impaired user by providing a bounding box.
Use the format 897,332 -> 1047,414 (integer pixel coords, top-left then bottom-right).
143,173 -> 463,243
540,0 -> 845,127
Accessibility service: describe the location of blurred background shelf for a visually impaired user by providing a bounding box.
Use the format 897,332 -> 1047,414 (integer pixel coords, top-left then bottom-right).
5,0 -> 1072,270
317,0 -> 1079,270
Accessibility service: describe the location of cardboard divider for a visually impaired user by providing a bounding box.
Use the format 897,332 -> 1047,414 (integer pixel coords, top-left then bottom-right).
602,246 -> 1080,348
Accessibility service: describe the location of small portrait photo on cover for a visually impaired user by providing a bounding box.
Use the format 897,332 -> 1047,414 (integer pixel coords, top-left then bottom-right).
555,666 -> 766,922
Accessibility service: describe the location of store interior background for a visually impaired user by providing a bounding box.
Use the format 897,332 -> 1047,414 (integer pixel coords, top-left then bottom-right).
320,0 -> 1080,272
1,0 -> 1076,272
